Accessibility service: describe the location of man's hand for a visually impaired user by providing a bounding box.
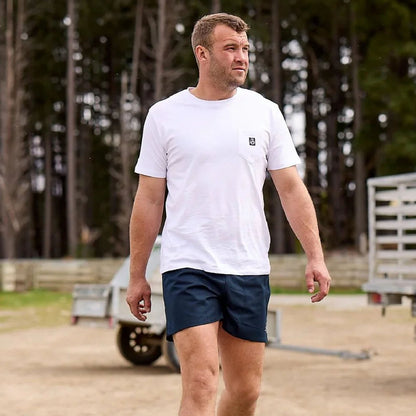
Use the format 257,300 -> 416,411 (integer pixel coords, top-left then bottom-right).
126,278 -> 152,321
305,259 -> 331,303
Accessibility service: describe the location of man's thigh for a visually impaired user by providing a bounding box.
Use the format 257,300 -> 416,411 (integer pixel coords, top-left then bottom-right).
218,326 -> 265,390
173,322 -> 221,378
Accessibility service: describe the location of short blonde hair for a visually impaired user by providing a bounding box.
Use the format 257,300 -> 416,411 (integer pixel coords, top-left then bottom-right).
191,13 -> 249,53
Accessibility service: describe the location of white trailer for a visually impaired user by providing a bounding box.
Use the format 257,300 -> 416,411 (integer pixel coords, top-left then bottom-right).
71,238 -> 281,371
72,235 -> 370,367
362,172 -> 416,335
71,238 -> 181,372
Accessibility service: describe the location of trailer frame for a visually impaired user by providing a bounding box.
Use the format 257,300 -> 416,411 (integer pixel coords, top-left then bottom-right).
362,172 -> 416,338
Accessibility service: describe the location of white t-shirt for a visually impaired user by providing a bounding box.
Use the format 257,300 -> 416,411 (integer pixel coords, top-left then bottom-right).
135,87 -> 300,275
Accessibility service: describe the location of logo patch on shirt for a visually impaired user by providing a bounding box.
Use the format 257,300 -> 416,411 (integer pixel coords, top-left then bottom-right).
249,137 -> 256,146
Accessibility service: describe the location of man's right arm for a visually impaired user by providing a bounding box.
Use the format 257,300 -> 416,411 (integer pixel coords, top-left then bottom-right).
126,174 -> 166,321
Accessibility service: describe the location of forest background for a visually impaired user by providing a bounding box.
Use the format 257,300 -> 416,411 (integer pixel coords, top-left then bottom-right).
0,0 -> 415,260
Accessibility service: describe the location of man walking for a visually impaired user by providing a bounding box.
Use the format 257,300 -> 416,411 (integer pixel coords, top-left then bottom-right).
127,13 -> 331,416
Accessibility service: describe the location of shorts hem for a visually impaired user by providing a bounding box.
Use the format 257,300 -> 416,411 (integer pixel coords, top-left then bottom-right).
221,322 -> 268,343
166,318 -> 222,342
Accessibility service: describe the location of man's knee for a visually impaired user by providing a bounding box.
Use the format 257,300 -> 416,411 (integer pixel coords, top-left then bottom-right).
226,378 -> 261,407
183,365 -> 219,402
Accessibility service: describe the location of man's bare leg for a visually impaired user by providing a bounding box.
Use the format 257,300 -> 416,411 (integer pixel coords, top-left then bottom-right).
217,327 -> 265,416
173,322 -> 220,416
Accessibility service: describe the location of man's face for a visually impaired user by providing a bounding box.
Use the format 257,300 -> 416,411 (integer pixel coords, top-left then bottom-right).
205,24 -> 249,90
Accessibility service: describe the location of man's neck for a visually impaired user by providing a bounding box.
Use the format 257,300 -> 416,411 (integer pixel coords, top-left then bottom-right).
189,83 -> 237,101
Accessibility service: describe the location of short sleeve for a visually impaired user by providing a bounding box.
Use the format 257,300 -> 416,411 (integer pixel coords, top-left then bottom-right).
134,109 -> 167,178
267,103 -> 301,171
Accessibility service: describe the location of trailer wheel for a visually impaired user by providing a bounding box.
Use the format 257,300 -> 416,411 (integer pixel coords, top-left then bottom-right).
117,325 -> 162,365
162,337 -> 181,373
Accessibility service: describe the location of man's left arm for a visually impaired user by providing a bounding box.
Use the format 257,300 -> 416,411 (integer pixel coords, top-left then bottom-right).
269,166 -> 331,302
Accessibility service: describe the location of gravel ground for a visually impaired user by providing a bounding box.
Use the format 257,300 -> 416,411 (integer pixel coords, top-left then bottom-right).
0,294 -> 415,416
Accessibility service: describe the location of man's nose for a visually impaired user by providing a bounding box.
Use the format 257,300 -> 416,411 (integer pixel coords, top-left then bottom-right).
235,48 -> 247,62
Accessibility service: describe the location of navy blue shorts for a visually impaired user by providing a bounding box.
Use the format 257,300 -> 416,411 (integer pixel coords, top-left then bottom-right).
162,268 -> 270,343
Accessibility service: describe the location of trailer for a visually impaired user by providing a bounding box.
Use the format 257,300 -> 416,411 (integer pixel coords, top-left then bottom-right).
71,238 -> 182,372
72,248 -> 282,371
72,234 -> 370,368
362,172 -> 416,337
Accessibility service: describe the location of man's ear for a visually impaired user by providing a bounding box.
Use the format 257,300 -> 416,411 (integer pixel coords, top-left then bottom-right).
195,45 -> 209,64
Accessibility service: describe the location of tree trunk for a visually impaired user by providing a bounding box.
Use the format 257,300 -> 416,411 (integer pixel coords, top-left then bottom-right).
1,0 -> 16,259
154,0 -> 166,102
15,0 -> 32,257
113,0 -> 144,256
0,0 -> 30,258
130,0 -> 143,97
350,1 -> 366,253
326,11 -> 347,247
78,111 -> 92,257
0,1 -> 3,257
0,0 -> 4,134
43,132 -> 52,257
117,71 -> 133,255
269,0 -> 286,254
211,0 -> 221,13
304,47 -> 320,205
66,0 -> 77,257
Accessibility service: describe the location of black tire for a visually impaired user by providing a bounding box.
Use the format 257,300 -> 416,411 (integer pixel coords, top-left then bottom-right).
162,337 -> 181,373
117,325 -> 162,366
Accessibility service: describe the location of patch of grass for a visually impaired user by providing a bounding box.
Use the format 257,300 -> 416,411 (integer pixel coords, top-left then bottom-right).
270,286 -> 365,295
0,289 -> 72,309
0,289 -> 73,332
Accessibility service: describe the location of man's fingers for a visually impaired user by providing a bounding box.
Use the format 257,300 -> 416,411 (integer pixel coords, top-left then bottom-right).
135,298 -> 150,320
143,292 -> 152,313
125,281 -> 152,321
132,302 -> 148,321
310,276 -> 330,303
127,296 -> 151,321
311,290 -> 326,303
305,266 -> 331,302
128,300 -> 144,321
305,273 -> 315,293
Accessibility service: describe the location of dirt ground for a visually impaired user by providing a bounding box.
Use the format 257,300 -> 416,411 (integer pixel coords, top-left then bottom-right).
1,294 -> 415,416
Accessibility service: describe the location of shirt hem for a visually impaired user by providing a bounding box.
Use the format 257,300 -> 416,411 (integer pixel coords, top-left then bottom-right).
160,263 -> 271,276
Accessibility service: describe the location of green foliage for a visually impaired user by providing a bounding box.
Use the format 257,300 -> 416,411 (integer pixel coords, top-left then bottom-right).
2,0 -> 416,257
355,0 -> 416,176
377,132 -> 416,175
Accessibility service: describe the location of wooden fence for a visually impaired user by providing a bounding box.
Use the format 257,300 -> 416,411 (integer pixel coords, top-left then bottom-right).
0,258 -> 124,292
269,252 -> 368,289
0,252 -> 368,292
